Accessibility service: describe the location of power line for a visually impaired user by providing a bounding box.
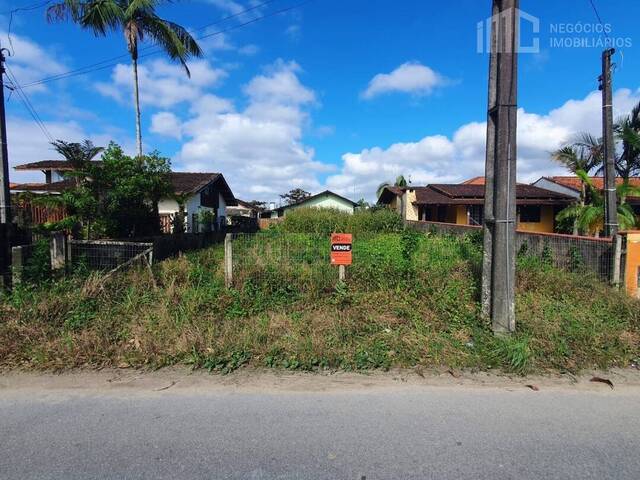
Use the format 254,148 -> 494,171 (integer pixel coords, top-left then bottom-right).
17,0 -> 279,87
4,65 -> 54,142
0,0 -> 53,16
17,0 -> 311,89
587,0 -> 610,40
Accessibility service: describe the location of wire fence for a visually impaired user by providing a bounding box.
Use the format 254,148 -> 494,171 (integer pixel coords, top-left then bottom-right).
515,232 -> 614,281
70,240 -> 153,271
228,229 -> 617,295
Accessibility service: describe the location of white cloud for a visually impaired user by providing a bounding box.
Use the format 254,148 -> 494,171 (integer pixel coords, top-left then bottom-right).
150,112 -> 183,140
152,59 -> 328,200
206,0 -> 264,20
96,59 -> 227,108
199,30 -> 259,56
328,87 -> 640,201
0,30 -> 67,93
285,24 -> 301,41
7,117 -> 121,183
362,62 -> 449,99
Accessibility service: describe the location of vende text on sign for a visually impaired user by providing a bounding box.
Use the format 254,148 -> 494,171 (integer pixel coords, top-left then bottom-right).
330,233 -> 352,266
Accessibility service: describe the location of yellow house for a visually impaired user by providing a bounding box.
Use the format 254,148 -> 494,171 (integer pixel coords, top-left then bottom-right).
378,183 -> 573,234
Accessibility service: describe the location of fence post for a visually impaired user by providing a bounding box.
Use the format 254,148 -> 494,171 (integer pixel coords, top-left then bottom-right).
11,246 -> 23,285
224,233 -> 233,288
612,233 -> 623,287
50,232 -> 66,270
65,235 -> 73,274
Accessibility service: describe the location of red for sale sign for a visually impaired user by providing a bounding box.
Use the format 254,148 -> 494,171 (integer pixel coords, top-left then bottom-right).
330,233 -> 352,266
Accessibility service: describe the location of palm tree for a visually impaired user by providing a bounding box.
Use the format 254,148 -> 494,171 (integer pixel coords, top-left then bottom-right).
51,139 -> 103,170
556,171 -> 639,236
376,175 -> 408,199
551,145 -> 599,235
615,101 -> 640,183
47,0 -> 202,157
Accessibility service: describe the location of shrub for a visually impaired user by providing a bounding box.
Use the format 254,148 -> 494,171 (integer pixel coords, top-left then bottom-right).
278,207 -> 403,236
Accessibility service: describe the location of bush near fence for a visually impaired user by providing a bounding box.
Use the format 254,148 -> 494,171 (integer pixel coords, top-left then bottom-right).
273,207 -> 404,236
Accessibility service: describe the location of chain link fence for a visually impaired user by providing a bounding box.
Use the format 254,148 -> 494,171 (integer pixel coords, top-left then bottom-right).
69,240 -> 154,271
515,232 -> 614,281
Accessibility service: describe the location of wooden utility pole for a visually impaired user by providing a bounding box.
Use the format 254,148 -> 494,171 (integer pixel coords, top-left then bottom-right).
600,48 -> 618,238
0,43 -> 11,225
482,0 -> 519,333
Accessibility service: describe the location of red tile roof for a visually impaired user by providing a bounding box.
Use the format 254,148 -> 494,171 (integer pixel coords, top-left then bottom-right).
543,176 -> 640,192
408,184 -> 572,206
461,176 -> 485,185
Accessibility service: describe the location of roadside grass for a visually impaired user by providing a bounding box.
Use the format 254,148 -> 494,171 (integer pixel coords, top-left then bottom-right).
1,230 -> 638,374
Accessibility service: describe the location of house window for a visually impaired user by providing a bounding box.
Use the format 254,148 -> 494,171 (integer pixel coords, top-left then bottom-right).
468,205 -> 483,226
519,206 -> 541,223
437,206 -> 447,223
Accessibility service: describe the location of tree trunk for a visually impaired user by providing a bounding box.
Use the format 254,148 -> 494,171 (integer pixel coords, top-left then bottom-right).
132,56 -> 143,158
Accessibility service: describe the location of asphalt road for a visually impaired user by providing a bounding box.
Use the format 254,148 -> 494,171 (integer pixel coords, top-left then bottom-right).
1,375 -> 639,479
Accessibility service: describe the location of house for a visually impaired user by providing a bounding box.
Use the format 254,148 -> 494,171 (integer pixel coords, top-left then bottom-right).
531,176 -> 640,215
226,199 -> 263,219
10,160 -> 237,233
158,173 -> 236,233
378,182 -> 573,233
261,190 -> 357,218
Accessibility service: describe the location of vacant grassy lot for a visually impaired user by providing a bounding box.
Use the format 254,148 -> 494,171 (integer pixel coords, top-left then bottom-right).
1,228 -> 639,374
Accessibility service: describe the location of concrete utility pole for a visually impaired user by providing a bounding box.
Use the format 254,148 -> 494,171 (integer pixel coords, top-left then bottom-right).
600,48 -> 618,238
0,42 -> 12,289
0,43 -> 10,225
481,0 -> 519,333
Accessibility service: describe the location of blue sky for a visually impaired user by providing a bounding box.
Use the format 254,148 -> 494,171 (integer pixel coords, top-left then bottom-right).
2,0 -> 640,202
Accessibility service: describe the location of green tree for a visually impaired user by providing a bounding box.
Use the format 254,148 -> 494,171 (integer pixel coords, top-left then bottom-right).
551,145 -> 599,235
47,0 -> 202,157
556,171 -> 639,236
376,175 -> 408,199
615,101 -> 640,187
36,142 -> 172,238
51,139 -> 103,171
280,188 -> 311,205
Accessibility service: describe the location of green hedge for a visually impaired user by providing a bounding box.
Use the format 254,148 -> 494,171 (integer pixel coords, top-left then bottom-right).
275,207 -> 404,236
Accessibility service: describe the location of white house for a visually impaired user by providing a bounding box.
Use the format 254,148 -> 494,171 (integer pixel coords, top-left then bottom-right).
261,190 -> 357,218
158,173 -> 236,233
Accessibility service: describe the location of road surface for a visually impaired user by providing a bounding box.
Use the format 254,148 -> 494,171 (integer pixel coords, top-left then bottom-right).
1,370 -> 639,479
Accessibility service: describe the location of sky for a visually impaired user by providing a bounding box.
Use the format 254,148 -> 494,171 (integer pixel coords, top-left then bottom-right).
2,0 -> 640,203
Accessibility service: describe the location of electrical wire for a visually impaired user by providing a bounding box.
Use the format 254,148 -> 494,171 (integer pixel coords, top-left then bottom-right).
587,0 -> 611,40
16,0 -> 312,89
1,0 -> 53,16
14,0 -> 279,86
4,65 -> 54,142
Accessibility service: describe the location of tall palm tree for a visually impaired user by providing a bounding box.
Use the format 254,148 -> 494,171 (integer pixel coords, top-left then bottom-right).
47,0 -> 202,157
376,175 -> 408,199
